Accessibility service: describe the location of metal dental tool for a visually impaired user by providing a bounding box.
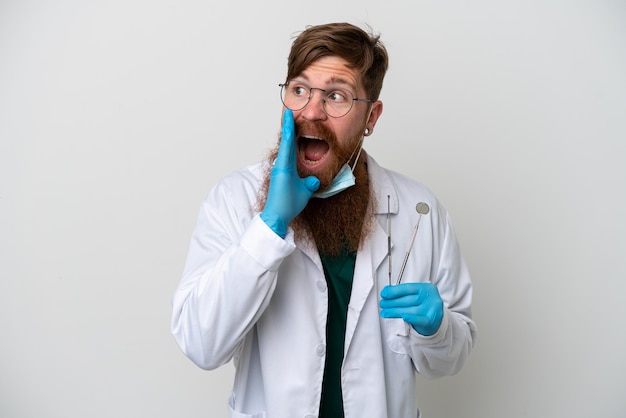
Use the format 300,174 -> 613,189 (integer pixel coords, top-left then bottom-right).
387,195 -> 392,286
395,202 -> 430,285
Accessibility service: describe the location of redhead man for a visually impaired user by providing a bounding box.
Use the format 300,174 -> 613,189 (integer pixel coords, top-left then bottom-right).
172,22 -> 477,418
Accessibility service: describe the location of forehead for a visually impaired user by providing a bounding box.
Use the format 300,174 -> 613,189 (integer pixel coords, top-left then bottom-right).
296,56 -> 363,92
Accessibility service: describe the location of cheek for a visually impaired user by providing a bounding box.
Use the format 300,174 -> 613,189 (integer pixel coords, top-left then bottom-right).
336,120 -> 366,153
343,113 -> 369,138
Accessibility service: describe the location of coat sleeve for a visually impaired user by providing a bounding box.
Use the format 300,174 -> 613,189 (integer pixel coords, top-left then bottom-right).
408,208 -> 477,378
170,171 -> 296,370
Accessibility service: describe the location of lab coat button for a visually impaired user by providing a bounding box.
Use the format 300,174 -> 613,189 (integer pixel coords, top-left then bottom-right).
316,344 -> 325,356
316,280 -> 327,292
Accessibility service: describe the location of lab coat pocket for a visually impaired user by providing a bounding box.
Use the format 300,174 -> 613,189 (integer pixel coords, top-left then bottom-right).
228,402 -> 266,418
384,317 -> 412,355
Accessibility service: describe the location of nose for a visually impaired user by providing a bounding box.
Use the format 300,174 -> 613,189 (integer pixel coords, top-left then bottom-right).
299,88 -> 328,121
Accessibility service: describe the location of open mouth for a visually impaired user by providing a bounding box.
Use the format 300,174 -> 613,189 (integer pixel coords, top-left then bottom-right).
297,135 -> 330,168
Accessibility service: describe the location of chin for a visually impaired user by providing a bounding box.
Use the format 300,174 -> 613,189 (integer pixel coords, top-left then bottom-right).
297,161 -> 338,188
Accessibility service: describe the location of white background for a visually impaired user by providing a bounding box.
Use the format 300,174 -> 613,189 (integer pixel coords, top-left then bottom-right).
1,1 -> 625,417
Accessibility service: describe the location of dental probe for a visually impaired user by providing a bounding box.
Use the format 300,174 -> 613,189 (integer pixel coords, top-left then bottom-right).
387,195 -> 392,286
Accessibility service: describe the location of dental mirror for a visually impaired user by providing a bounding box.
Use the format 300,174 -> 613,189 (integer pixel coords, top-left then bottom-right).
395,202 -> 430,285
416,202 -> 430,215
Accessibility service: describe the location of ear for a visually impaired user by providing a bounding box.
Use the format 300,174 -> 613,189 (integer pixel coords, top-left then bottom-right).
365,100 -> 383,134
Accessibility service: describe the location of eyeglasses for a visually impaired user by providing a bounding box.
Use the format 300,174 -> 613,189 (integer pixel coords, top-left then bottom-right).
279,81 -> 375,118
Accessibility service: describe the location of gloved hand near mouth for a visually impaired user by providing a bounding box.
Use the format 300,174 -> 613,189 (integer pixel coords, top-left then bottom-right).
260,109 -> 321,238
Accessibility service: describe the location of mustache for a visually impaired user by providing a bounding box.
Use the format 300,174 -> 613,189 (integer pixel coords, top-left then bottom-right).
294,120 -> 337,146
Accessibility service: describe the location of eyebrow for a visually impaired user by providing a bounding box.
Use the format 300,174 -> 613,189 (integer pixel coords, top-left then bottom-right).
293,74 -> 356,91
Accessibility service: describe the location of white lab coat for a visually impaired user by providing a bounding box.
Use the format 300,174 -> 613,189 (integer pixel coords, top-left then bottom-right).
171,153 -> 477,418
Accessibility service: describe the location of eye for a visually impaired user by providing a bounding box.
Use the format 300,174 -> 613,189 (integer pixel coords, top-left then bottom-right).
326,89 -> 350,103
291,84 -> 309,97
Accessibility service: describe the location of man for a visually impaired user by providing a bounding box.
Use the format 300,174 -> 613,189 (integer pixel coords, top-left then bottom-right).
172,22 -> 477,418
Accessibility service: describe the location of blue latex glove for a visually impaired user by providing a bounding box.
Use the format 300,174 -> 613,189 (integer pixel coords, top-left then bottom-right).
379,283 -> 444,336
260,109 -> 320,238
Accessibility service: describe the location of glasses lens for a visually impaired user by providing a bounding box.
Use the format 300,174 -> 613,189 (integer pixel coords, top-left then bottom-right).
281,82 -> 309,111
323,88 -> 353,118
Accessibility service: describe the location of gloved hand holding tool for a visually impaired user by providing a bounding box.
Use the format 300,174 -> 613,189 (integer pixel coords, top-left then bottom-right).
379,283 -> 444,336
260,109 -> 320,238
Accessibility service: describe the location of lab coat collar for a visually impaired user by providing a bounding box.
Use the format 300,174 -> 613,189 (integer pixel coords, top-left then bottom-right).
347,153 -> 399,356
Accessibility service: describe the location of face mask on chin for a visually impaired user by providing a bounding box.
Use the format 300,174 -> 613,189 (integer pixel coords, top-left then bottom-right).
312,138 -> 364,199
312,162 -> 356,199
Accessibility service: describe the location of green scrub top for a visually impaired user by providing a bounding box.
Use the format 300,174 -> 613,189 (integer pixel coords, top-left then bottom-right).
318,250 -> 356,418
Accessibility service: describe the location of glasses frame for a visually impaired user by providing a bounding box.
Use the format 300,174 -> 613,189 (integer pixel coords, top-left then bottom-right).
279,81 -> 375,118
